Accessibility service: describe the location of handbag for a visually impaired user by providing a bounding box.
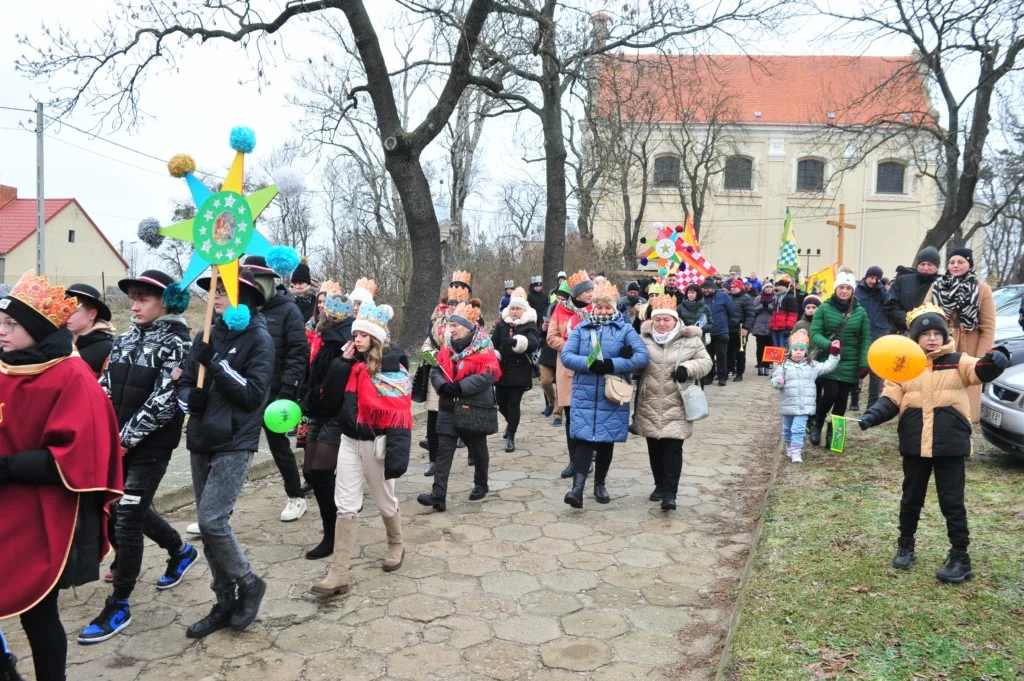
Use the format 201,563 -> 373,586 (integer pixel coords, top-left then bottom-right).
452,393 -> 499,435
589,328 -> 634,406
411,363 -> 430,403
676,344 -> 710,421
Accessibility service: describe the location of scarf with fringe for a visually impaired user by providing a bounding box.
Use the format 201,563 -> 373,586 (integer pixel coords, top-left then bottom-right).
437,327 -> 502,383
345,361 -> 413,430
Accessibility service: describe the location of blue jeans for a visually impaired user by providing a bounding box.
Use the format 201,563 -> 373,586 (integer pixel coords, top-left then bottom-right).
771,330 -> 790,348
782,414 -> 809,447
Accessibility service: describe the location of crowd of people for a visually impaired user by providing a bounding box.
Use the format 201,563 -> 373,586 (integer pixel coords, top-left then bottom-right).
0,242 -> 1012,680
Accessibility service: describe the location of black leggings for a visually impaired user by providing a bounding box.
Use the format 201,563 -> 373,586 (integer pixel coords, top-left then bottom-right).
495,386 -> 526,437
755,335 -> 771,369
815,378 -> 853,425
572,440 -> 614,484
563,406 -> 576,459
427,411 -> 439,464
20,590 -> 66,681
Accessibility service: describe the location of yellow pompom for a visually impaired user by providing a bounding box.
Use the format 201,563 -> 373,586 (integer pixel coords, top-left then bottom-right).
167,153 -> 197,178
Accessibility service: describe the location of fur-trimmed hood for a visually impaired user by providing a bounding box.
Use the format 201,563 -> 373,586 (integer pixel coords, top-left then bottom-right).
501,306 -> 537,326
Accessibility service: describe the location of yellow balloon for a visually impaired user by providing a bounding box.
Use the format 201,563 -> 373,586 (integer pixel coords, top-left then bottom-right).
868,335 -> 928,382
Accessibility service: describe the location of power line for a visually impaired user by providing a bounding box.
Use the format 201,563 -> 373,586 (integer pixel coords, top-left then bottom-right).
43,115 -> 168,165
44,134 -> 169,178
0,104 -> 35,113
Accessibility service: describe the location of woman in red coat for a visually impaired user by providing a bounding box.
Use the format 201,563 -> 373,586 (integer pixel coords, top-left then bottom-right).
0,272 -> 122,681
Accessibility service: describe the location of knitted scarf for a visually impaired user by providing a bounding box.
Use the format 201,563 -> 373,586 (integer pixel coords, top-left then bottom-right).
932,269 -> 980,331
345,361 -> 413,430
437,327 -> 501,383
588,312 -> 617,326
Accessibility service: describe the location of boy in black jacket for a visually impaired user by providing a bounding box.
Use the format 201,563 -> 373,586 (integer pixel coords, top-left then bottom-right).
79,270 -> 197,645
176,271 -> 274,638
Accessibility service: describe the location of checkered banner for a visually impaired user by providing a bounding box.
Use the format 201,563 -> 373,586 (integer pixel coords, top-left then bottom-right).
776,207 -> 799,277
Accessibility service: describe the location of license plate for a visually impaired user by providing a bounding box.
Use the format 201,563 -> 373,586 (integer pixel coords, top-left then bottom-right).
981,405 -> 1002,428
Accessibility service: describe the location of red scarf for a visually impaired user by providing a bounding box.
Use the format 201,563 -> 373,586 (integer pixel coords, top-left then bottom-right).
345,361 -> 413,430
436,329 -> 502,383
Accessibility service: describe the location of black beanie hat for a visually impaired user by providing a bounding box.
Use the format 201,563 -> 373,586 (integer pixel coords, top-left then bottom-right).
0,295 -> 60,342
291,260 -> 312,286
908,310 -> 949,344
701,277 -> 716,290
915,246 -> 941,268
948,247 -> 974,269
627,281 -> 640,293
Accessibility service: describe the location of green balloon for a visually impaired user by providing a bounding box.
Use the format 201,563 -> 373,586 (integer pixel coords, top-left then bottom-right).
263,399 -> 302,433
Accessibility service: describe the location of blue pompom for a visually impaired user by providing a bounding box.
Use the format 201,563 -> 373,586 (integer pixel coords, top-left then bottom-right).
266,246 -> 301,277
229,126 -> 257,154
162,282 -> 191,314
222,304 -> 251,331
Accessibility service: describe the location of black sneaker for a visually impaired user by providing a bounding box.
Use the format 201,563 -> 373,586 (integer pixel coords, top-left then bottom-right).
469,485 -> 488,501
186,589 -> 236,639
156,543 -> 200,590
936,549 -> 974,583
891,537 -> 915,570
78,597 -> 131,644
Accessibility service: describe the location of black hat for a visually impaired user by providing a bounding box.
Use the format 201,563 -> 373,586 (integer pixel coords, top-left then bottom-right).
627,281 -> 640,293
908,309 -> 949,344
118,270 -> 175,296
915,246 -> 941,268
65,283 -> 112,321
701,277 -> 717,290
291,260 -> 312,286
241,255 -> 278,277
196,270 -> 267,307
948,247 -> 974,269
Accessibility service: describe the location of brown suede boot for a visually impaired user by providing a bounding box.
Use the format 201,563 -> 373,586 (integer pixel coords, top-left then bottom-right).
381,512 -> 405,572
310,516 -> 356,596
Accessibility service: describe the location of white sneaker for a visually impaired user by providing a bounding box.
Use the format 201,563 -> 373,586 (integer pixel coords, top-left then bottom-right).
280,497 -> 307,522
791,449 -> 803,463
185,522 -> 201,536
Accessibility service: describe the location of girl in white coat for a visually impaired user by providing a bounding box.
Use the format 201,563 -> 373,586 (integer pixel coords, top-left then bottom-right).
770,329 -> 839,462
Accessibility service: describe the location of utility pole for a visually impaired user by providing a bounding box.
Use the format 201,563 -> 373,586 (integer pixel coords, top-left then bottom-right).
36,102 -> 45,275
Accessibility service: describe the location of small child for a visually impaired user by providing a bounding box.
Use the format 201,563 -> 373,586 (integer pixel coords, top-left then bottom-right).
791,294 -> 820,336
771,329 -> 840,462
859,304 -> 1009,582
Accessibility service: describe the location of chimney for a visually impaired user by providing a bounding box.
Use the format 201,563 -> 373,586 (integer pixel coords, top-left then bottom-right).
0,185 -> 16,209
591,12 -> 610,51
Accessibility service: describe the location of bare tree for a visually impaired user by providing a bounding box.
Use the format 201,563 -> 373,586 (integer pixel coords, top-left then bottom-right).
257,146 -> 318,255
812,0 -> 1024,252
17,0 -> 498,351
120,241 -> 143,280
980,114 -> 1024,286
500,180 -> 545,240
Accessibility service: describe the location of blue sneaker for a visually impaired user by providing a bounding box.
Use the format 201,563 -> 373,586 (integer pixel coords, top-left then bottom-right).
78,597 -> 131,644
156,544 -> 200,590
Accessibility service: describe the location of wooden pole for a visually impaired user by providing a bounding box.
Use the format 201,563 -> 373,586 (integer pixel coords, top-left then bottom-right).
827,203 -> 857,267
197,266 -> 219,389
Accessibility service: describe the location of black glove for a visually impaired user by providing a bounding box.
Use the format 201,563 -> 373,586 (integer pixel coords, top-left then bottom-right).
438,381 -> 463,397
501,336 -> 515,350
194,340 -> 215,367
673,366 -> 688,383
187,389 -> 209,414
619,344 -> 633,359
988,346 -> 1011,370
278,385 -> 298,402
858,412 -> 877,430
590,359 -> 614,375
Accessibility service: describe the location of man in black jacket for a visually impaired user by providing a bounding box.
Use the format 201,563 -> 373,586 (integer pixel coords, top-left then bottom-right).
727,279 -> 756,382
177,271 -> 274,639
884,246 -> 941,333
78,270 -> 197,645
244,256 -> 310,523
64,283 -> 116,377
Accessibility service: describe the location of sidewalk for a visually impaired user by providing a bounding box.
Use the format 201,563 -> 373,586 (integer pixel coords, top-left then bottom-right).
7,372 -> 777,681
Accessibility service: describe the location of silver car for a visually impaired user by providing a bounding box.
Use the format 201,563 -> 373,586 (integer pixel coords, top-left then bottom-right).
980,363 -> 1024,459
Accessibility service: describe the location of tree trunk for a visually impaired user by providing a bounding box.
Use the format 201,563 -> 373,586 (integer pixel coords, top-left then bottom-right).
541,82 -> 568,291
385,152 -> 442,352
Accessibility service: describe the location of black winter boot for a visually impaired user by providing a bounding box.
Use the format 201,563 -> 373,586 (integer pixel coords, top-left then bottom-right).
186,588 -> 237,638
891,536 -> 915,570
564,473 -> 587,508
560,462 -> 575,479
936,548 -> 974,583
230,573 -> 267,629
505,436 -> 515,453
661,494 -> 677,511
593,483 -> 610,504
649,487 -> 664,502
417,492 -> 446,512
306,471 -> 336,559
809,418 -> 823,447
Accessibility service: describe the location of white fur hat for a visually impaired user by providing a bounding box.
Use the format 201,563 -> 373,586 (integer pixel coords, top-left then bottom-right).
507,287 -> 529,311
835,271 -> 857,290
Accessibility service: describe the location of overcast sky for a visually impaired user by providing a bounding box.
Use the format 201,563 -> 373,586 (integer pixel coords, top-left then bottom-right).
0,0 -> 979,269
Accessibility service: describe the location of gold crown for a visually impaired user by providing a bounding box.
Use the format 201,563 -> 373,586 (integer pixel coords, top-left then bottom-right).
319,279 -> 343,295
648,294 -> 677,312
451,270 -> 472,286
566,270 -> 590,289
451,301 -> 480,325
353,278 -> 378,296
447,285 -> 470,302
7,270 -> 80,329
906,303 -> 945,325
593,281 -> 619,301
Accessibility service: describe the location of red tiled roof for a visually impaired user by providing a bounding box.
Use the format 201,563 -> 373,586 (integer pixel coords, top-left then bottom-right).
596,55 -> 932,127
0,198 -> 129,267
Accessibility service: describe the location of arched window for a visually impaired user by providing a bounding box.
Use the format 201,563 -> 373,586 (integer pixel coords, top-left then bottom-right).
723,156 -> 753,190
796,158 -> 825,192
653,155 -> 680,187
876,161 -> 906,194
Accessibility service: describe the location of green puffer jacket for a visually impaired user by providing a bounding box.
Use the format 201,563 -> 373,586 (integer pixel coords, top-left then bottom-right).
810,296 -> 871,384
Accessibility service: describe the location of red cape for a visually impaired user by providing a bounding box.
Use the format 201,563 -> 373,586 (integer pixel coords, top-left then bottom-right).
0,355 -> 123,618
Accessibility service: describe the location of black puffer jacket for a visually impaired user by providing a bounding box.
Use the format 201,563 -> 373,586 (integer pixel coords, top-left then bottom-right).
527,288 -> 549,324
101,315 -> 191,459
75,326 -> 115,377
177,313 -> 274,454
884,266 -> 939,333
301,318 -> 354,419
261,286 -> 310,400
338,347 -> 412,479
491,308 -> 541,388
855,278 -> 889,341
538,301 -> 559,368
730,291 -> 756,332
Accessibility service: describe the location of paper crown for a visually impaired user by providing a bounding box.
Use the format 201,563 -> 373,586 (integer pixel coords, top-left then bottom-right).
352,300 -> 394,342
648,294 -> 678,312
648,283 -> 665,295
447,285 -> 471,303
906,303 -> 945,325
566,270 -> 591,289
451,301 -> 480,325
324,293 -> 354,321
5,271 -> 79,329
788,329 -> 810,349
530,275 -> 542,284
352,278 -> 378,297
319,279 -> 343,295
503,280 -> 515,288
593,281 -> 619,302
451,270 -> 472,287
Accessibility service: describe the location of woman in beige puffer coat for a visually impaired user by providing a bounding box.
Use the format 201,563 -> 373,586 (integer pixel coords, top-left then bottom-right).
634,296 -> 713,510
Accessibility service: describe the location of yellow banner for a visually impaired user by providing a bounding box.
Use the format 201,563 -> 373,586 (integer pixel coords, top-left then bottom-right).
806,263 -> 837,298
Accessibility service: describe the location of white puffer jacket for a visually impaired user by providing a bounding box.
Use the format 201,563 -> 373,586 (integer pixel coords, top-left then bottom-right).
633,322 -> 713,441
770,354 -> 840,415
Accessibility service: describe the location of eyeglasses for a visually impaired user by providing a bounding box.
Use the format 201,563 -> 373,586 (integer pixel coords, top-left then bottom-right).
214,287 -> 228,296
0,319 -> 20,332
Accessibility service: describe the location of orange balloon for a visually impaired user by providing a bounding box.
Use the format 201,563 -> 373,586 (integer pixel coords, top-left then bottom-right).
868,335 -> 928,382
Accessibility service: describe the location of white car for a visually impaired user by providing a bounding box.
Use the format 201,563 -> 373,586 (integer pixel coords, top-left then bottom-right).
980,362 -> 1024,459
993,285 -> 1024,342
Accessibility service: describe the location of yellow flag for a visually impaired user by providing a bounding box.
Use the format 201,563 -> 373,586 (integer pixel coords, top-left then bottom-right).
806,263 -> 837,298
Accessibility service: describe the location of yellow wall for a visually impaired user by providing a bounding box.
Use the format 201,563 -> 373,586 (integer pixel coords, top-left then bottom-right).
591,129 -> 962,281
2,203 -> 127,290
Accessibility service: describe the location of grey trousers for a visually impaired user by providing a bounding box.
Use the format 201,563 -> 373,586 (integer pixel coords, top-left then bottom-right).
190,450 -> 254,592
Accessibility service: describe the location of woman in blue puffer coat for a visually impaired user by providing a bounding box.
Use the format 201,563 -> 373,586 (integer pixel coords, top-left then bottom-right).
561,283 -> 649,508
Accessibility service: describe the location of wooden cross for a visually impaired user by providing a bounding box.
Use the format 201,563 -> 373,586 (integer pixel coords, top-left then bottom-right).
827,203 -> 857,267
